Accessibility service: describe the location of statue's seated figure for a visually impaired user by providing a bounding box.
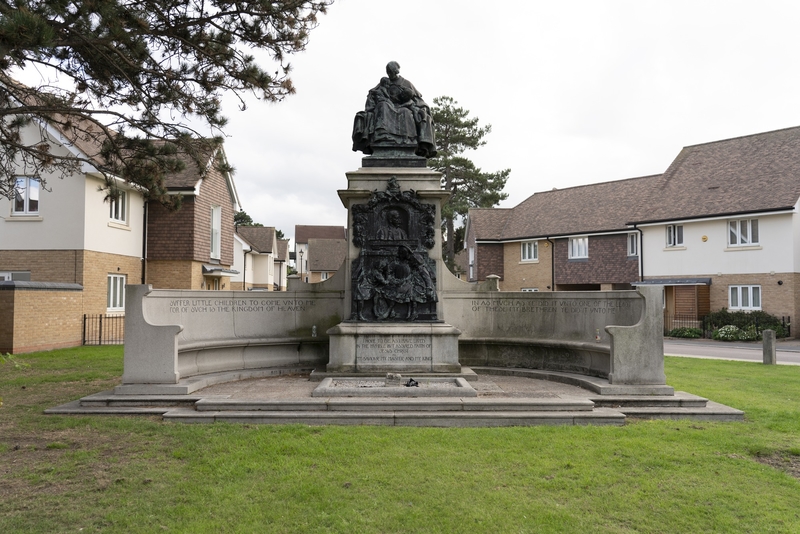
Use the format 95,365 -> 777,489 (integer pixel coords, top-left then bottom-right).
352,61 -> 437,158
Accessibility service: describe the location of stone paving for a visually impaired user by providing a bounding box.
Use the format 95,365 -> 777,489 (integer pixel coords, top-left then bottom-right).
195,372 -> 595,400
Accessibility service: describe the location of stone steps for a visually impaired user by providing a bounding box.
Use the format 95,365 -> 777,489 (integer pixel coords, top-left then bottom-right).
161,407 -> 627,427
43,367 -> 745,425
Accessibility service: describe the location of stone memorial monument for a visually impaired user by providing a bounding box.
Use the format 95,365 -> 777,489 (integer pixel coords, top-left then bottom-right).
327,62 -> 461,374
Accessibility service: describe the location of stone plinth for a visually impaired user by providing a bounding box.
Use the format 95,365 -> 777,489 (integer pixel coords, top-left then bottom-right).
327,322 -> 461,373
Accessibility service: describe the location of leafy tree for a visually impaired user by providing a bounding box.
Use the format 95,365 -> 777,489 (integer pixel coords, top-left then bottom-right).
234,210 -> 263,227
430,96 -> 509,268
276,229 -> 285,240
0,0 -> 331,206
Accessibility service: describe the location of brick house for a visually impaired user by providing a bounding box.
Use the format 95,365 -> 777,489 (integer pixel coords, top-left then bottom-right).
0,112 -> 241,351
232,226 -> 289,291
629,126 -> 800,325
467,125 -> 800,328
294,225 -> 347,283
145,143 -> 240,290
465,175 -> 658,291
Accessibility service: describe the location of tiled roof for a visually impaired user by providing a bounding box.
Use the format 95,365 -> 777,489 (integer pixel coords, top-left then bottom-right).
295,225 -> 347,244
276,239 -> 290,262
308,238 -> 347,271
470,175 -> 661,241
236,226 -> 276,253
629,126 -> 800,223
160,139 -> 221,190
467,208 -> 512,240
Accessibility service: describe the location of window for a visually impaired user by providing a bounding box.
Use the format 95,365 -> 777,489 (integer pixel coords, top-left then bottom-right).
666,224 -> 683,247
107,274 -> 126,312
109,190 -> 127,223
729,285 -> 761,310
321,272 -> 329,281
628,233 -> 638,256
568,237 -> 588,259
13,177 -> 39,215
468,246 -> 475,279
521,241 -> 538,261
210,206 -> 222,259
521,288 -> 539,292
728,219 -> 759,246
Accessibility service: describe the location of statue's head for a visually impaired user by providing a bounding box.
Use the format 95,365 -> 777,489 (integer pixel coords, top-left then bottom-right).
386,61 -> 400,80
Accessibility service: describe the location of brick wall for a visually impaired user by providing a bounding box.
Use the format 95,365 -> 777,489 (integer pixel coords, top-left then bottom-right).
646,272 -> 799,327
0,250 -> 84,284
502,240 -> 553,291
82,250 -> 143,315
192,164 -> 235,266
0,249 -> 141,316
147,198 -> 196,261
147,260 -> 200,289
706,272 -> 797,320
555,234 -> 639,286
475,243 -> 504,281
0,290 -> 13,352
147,162 -> 235,268
0,284 -> 83,354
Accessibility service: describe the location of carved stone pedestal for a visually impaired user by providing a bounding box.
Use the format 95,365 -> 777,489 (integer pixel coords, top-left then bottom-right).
326,322 -> 461,373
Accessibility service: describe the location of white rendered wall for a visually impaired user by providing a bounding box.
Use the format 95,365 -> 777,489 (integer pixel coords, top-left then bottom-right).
83,175 -> 144,257
253,253 -> 275,286
231,236 -> 253,286
0,124 -> 86,250
641,212 -> 795,278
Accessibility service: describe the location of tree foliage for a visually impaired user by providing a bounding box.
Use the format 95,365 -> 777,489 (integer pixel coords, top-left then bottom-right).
430,96 -> 509,268
234,210 -> 262,227
0,0 -> 331,205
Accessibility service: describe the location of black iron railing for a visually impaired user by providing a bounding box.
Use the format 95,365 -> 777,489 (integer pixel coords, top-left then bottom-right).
82,314 -> 125,345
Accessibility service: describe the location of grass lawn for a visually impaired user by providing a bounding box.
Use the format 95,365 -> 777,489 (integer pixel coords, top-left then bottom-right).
1,347 -> 799,533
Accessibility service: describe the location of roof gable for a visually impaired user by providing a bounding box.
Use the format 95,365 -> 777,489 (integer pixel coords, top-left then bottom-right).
308,238 -> 347,271
236,226 -> 276,253
631,126 -> 800,223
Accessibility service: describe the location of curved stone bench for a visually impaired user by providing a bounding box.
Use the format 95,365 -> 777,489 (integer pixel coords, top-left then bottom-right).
177,337 -> 327,378
118,285 -> 668,395
458,337 -> 612,378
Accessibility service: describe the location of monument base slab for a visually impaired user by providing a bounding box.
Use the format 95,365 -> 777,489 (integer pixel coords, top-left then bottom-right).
327,322 -> 461,373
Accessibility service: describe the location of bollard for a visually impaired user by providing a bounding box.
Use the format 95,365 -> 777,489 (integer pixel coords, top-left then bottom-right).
762,329 -> 777,365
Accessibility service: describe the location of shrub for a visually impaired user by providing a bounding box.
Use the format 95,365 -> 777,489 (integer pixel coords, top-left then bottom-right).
713,325 -> 741,341
705,309 -> 788,338
667,327 -> 702,338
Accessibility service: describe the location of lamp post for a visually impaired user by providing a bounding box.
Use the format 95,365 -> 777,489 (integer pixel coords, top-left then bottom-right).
299,249 -> 304,282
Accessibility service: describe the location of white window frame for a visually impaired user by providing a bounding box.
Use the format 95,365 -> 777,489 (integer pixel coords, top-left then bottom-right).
521,288 -> 539,292
210,205 -> 222,260
321,271 -> 329,281
628,233 -> 638,256
107,274 -> 126,313
729,285 -> 761,311
109,190 -> 127,224
521,241 -> 538,262
568,236 -> 588,259
728,219 -> 759,247
468,246 -> 475,279
12,176 -> 40,215
666,224 -> 683,247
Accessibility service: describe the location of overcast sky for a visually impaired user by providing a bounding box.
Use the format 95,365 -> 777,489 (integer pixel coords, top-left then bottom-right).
221,0 -> 800,243
19,1 -> 800,245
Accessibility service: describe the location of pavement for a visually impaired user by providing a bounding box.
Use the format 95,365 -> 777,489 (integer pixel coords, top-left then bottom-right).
664,338 -> 800,365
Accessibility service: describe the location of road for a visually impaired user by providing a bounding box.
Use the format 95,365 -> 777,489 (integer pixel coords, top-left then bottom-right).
664,339 -> 800,366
